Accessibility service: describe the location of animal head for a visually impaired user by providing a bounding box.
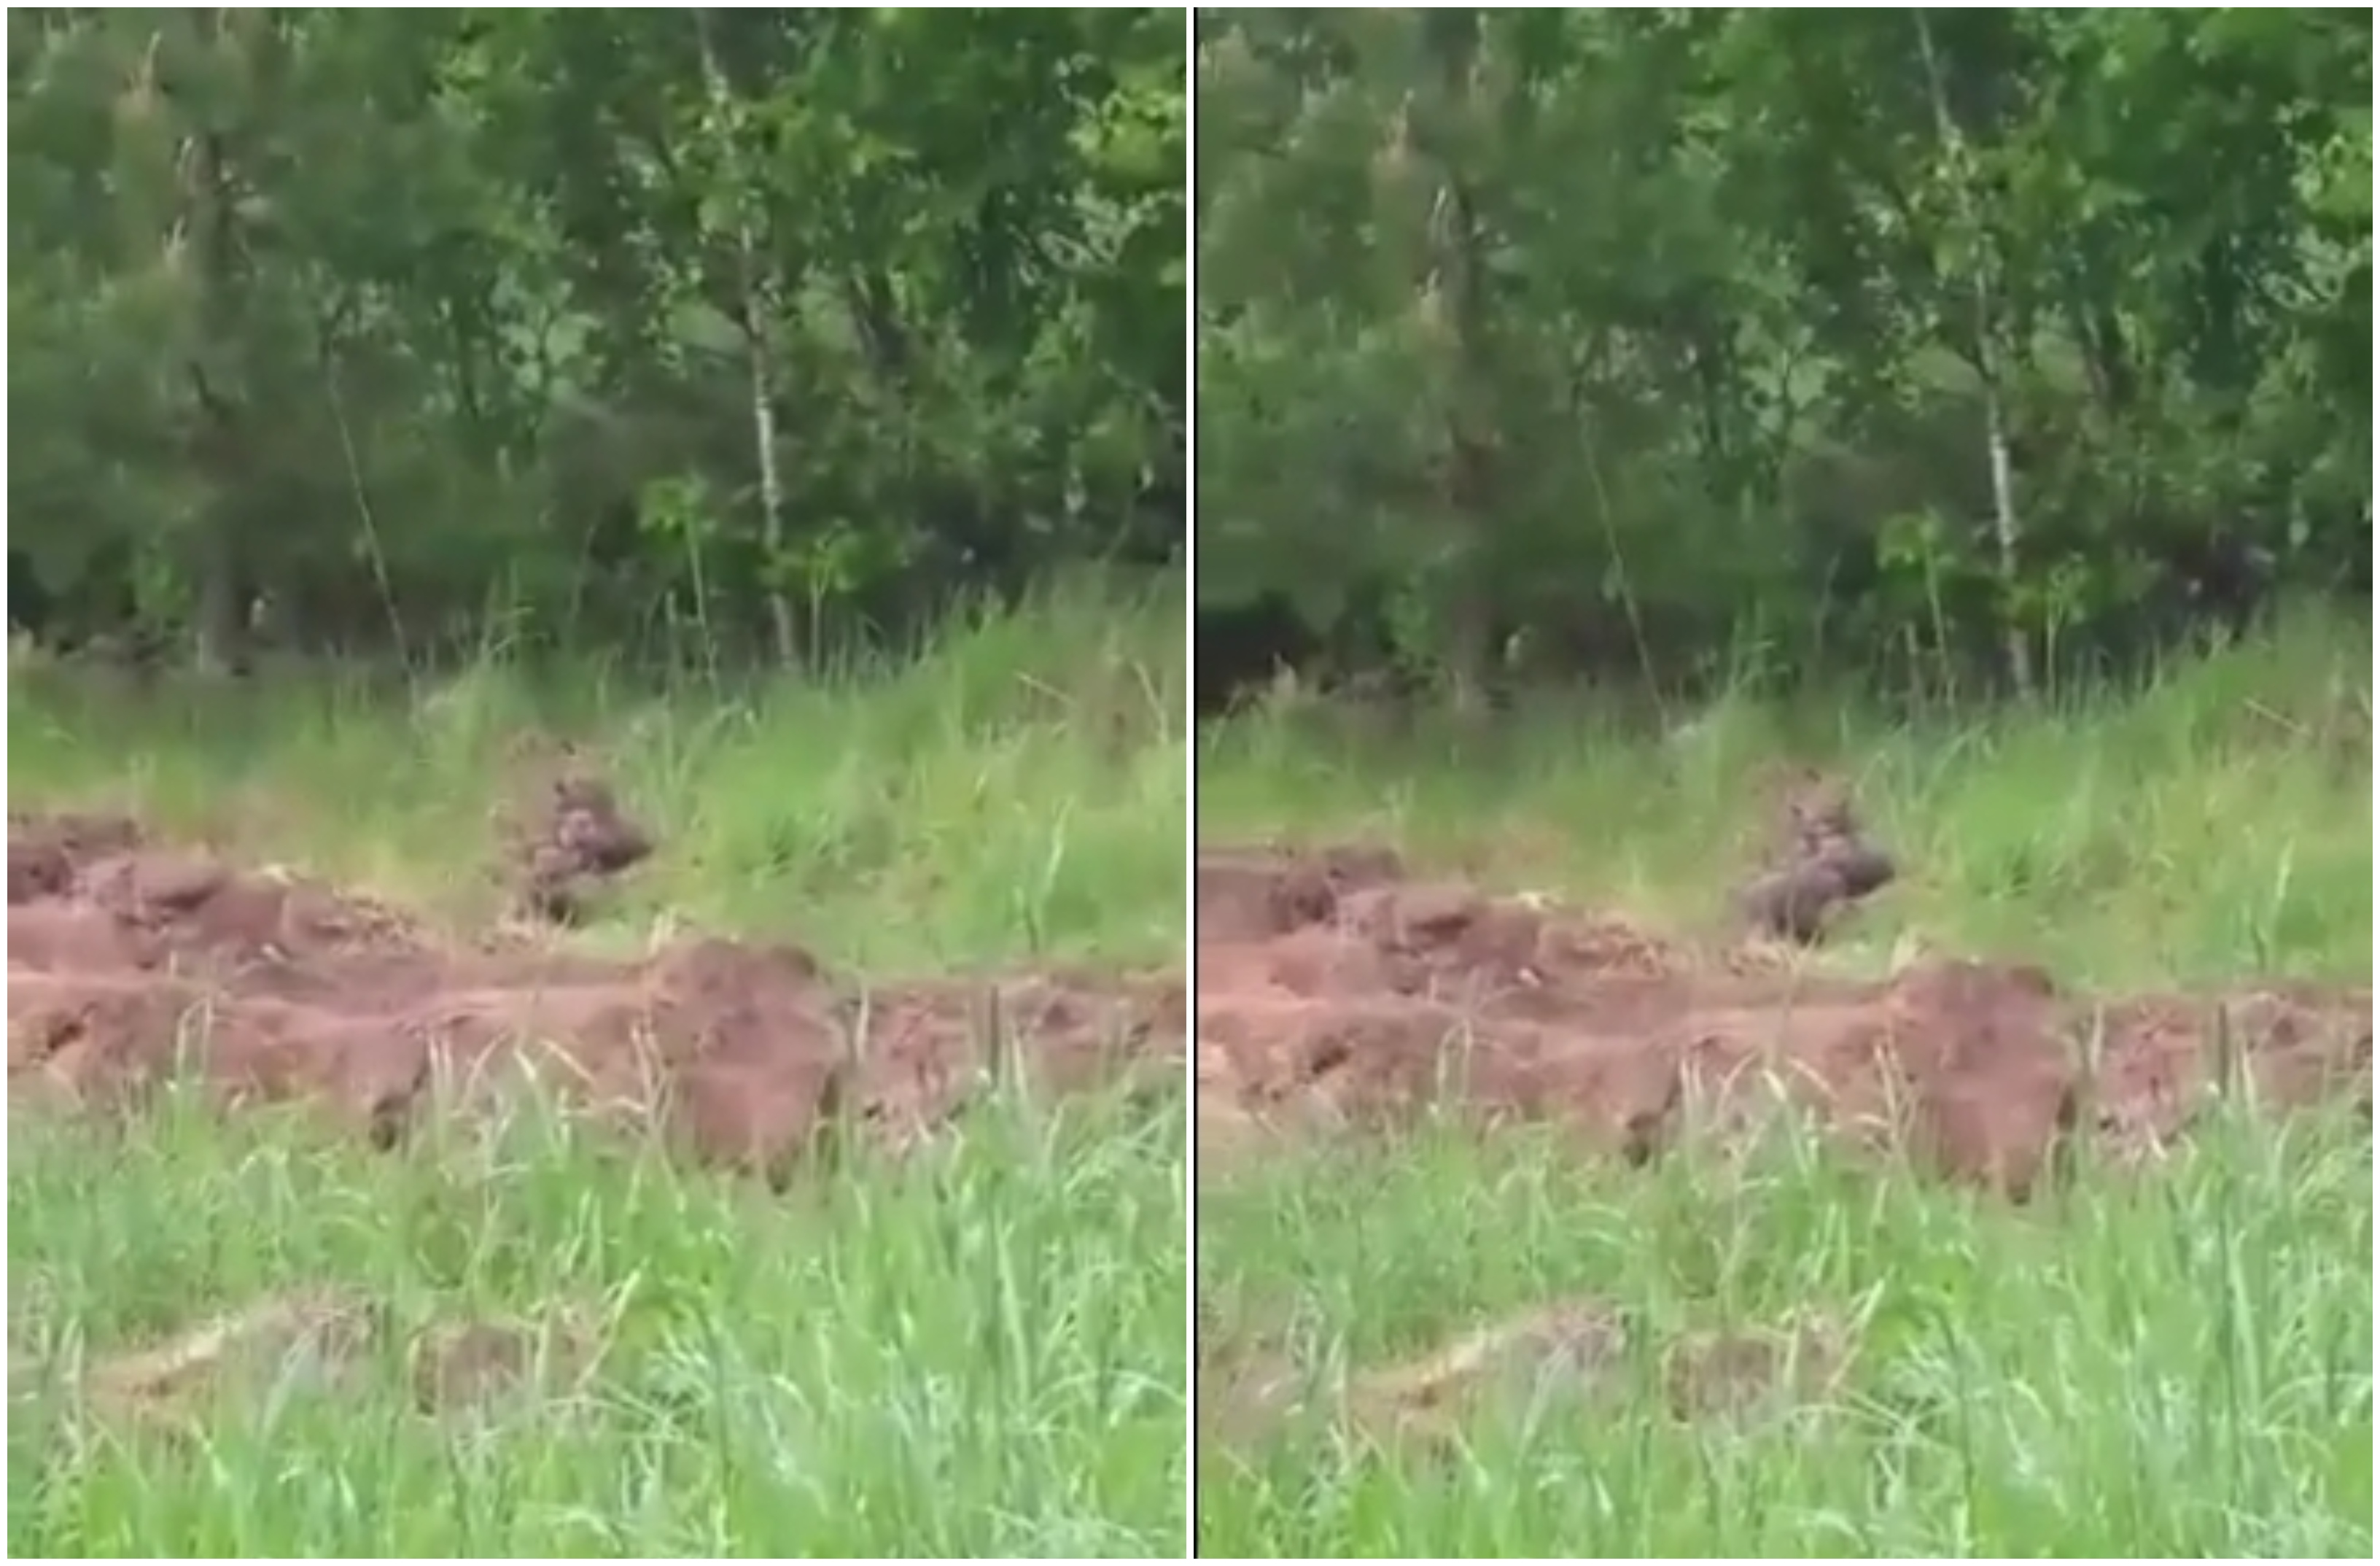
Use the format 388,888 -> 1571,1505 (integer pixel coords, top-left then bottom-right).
1783,774 -> 1859,846
551,773 -> 618,816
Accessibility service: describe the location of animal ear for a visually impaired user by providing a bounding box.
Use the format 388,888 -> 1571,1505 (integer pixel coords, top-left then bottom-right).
1797,770 -> 1846,807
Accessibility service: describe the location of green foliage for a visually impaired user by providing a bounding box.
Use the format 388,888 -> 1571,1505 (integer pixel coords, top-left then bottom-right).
7,589 -> 1189,1554
8,8 -> 1186,665
1196,9 -> 2371,694
1197,617 -> 2371,1557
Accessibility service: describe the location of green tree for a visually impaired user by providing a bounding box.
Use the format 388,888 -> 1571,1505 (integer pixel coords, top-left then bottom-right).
9,7 -> 1187,667
1196,7 -> 2370,698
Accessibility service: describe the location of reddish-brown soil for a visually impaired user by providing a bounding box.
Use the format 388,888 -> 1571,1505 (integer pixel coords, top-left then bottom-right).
1197,843 -> 2371,1196
7,811 -> 1183,1180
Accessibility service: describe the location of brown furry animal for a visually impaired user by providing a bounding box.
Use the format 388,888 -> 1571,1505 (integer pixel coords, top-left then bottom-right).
513,772 -> 656,923
550,776 -> 653,873
1814,838 -> 1895,899
1738,775 -> 1898,942
1738,860 -> 1855,944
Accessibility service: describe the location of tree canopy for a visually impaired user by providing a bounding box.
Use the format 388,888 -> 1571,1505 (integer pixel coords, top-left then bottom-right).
9,8 -> 1186,669
1196,9 -> 2371,699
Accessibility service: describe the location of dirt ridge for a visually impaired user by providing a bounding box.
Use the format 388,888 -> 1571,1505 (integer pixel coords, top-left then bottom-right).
7,810 -> 1183,1179
1196,842 -> 2371,1195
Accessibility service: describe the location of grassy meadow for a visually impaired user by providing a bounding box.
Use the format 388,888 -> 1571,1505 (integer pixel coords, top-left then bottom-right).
6,584 -> 1191,1559
1194,614 -> 2373,1559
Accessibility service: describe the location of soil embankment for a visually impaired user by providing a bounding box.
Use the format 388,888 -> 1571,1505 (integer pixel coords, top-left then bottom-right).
7,808 -> 1183,1179
1196,842 -> 2370,1195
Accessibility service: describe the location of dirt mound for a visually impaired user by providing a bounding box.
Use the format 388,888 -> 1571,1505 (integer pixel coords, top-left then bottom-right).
7,812 -> 1180,1178
1195,845 -> 2370,1195
9,810 -> 142,903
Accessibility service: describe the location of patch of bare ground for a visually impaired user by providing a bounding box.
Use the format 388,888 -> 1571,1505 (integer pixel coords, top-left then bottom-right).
1195,842 -> 2370,1196
1199,1295 -> 1854,1459
6,802 -> 1182,1181
9,1287 -> 604,1436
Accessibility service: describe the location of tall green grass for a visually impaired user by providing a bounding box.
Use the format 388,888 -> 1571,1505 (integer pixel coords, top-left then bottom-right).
1199,610 -> 2370,985
7,581 -> 1191,1559
1194,615 -> 2373,1559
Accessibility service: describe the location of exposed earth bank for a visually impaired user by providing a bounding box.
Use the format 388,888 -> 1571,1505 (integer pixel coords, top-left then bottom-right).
7,810 -> 1184,1179
1196,843 -> 2371,1195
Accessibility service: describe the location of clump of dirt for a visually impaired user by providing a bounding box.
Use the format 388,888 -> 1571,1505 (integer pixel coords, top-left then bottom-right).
407,1306 -> 604,1415
10,1287 -> 603,1435
1199,1295 -> 1854,1459
8,810 -> 143,904
1662,1313 -> 1854,1418
7,810 -> 1180,1177
1195,844 -> 2370,1195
